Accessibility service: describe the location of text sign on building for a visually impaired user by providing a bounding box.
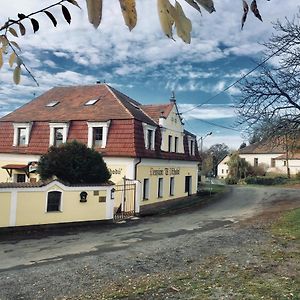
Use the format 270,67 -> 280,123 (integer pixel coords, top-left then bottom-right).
150,167 -> 180,176
108,168 -> 123,175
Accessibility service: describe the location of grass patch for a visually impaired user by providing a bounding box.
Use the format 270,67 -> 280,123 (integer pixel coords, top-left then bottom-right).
272,208 -> 300,240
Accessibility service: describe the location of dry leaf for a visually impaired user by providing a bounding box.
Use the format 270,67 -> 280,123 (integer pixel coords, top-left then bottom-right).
0,49 -> 3,69
9,52 -> 16,67
250,0 -> 263,22
86,0 -> 103,28
157,0 -> 175,39
119,0 -> 137,31
173,1 -> 192,44
241,0 -> 249,30
195,0 -> 215,13
13,66 -> 21,84
9,28 -> 18,37
184,0 -> 202,14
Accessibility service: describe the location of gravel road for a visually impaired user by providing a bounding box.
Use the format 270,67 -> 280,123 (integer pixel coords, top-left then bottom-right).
0,186 -> 299,299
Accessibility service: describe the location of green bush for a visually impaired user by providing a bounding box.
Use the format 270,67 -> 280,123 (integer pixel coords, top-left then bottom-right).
296,172 -> 300,180
245,176 -> 288,185
225,177 -> 238,185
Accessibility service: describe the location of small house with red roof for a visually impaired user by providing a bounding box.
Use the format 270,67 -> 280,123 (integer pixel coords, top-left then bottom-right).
0,84 -> 200,215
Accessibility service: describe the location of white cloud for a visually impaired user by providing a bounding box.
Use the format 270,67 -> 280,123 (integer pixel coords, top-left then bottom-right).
178,104 -> 237,120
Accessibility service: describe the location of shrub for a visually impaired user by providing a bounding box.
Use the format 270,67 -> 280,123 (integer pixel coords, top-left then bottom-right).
245,176 -> 288,185
225,177 -> 238,185
296,172 -> 300,180
37,140 -> 111,184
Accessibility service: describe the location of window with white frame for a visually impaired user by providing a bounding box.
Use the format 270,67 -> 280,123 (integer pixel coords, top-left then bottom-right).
143,178 -> 150,200
49,123 -> 69,147
168,135 -> 172,152
174,136 -> 178,153
46,191 -> 62,212
158,177 -> 163,198
13,122 -> 32,146
87,121 -> 111,148
170,177 -> 175,196
142,123 -> 156,150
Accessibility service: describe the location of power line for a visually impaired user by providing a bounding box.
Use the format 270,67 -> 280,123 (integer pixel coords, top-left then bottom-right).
180,40 -> 292,115
185,117 -> 240,132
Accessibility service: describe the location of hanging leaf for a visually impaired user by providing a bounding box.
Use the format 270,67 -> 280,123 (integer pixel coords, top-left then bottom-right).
19,23 -> 26,36
30,18 -> 40,33
13,66 -> 21,84
9,28 -> 18,37
10,41 -> 21,52
86,0 -> 103,29
184,0 -> 202,14
119,0 -> 137,31
16,56 -> 23,66
195,0 -> 215,13
241,0 -> 249,30
9,52 -> 16,67
18,13 -> 26,20
44,11 -> 58,27
67,0 -> 81,8
157,0 -> 175,39
250,0 -> 263,22
61,5 -> 72,24
0,49 -> 3,69
173,1 -> 192,44
0,35 -> 8,47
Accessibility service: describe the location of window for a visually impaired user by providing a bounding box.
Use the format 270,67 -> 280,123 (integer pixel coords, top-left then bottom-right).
15,174 -> 26,183
168,135 -> 172,152
190,140 -> 194,155
13,123 -> 32,147
271,158 -> 276,168
158,178 -> 163,198
226,169 -> 229,174
46,101 -> 59,107
143,178 -> 149,200
92,127 -> 103,147
18,128 -> 27,146
142,123 -> 156,150
85,99 -> 98,106
187,136 -> 195,156
47,191 -> 62,212
170,177 -> 175,196
54,128 -> 63,146
254,158 -> 258,167
174,137 -> 178,153
49,123 -> 69,146
283,160 -> 287,166
87,121 -> 111,148
222,169 -> 224,174
147,130 -> 154,149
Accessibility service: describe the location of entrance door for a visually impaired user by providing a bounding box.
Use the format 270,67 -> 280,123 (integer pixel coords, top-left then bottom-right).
185,176 -> 192,196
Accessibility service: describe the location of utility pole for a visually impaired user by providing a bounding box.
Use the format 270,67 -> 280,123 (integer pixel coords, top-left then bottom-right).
198,132 -> 212,177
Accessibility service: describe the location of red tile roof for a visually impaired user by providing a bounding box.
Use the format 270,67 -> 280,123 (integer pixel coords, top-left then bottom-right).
2,164 -> 28,170
239,141 -> 286,154
275,153 -> 300,160
0,84 -> 199,161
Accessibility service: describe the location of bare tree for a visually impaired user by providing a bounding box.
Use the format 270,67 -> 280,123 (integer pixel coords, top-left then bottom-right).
236,13 -> 300,142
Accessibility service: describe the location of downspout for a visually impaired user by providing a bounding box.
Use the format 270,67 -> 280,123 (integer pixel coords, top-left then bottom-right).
134,157 -> 142,180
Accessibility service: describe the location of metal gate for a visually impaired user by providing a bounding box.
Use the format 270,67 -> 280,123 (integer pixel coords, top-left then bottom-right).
113,177 -> 136,221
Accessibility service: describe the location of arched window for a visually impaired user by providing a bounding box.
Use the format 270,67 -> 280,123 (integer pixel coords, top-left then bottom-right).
47,191 -> 62,212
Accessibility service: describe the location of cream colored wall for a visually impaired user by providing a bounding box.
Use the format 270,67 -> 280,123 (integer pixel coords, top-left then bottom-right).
0,193 -> 11,227
239,153 -> 281,168
14,188 -> 107,227
137,162 -> 198,206
160,106 -> 185,153
274,159 -> 300,175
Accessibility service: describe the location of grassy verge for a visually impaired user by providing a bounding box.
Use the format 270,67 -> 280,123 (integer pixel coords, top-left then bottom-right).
71,208 -> 300,300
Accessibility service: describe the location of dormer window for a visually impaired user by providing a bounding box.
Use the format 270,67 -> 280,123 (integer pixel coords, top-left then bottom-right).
85,99 -> 98,106
168,135 -> 172,152
13,123 -> 32,147
187,136 -> 196,156
142,123 -> 156,150
49,123 -> 69,147
87,121 -> 111,148
46,101 -> 59,107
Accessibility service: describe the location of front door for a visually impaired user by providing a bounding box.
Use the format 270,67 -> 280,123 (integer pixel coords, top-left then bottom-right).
185,176 -> 192,196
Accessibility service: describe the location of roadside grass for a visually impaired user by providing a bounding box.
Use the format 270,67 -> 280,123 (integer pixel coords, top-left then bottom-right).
71,208 -> 300,300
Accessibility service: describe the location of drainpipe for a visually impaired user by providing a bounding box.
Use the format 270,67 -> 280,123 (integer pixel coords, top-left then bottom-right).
134,157 -> 142,180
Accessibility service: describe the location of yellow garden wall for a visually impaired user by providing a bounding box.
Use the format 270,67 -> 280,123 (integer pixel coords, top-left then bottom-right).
0,193 -> 11,227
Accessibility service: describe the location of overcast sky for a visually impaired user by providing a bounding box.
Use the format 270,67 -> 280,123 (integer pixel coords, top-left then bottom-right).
0,0 -> 298,149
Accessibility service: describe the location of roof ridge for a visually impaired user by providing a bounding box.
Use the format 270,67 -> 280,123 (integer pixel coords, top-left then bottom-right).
105,85 -> 134,119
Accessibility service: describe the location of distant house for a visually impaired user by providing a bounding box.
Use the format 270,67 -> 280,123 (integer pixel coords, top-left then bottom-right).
217,141 -> 300,178
0,84 -> 200,218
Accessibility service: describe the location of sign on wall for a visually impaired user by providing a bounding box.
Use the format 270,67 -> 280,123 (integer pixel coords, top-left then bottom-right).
150,167 -> 180,176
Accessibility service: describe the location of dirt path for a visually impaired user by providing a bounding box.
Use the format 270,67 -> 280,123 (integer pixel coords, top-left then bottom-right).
0,186 -> 299,299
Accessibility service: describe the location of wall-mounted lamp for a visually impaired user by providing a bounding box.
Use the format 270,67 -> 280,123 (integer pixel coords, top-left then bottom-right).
110,188 -> 115,200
